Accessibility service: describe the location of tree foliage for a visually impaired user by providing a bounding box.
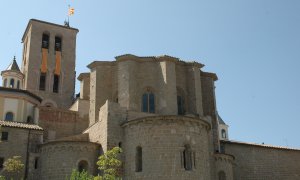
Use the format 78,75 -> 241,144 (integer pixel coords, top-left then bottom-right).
3,156 -> 24,174
68,147 -> 122,180
96,147 -> 122,180
69,169 -> 94,180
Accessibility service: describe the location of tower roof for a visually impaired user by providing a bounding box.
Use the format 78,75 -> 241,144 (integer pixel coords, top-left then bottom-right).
6,56 -> 21,72
217,112 -> 227,125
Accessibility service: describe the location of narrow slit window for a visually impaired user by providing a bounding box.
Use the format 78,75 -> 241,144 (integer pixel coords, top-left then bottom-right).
136,146 -> 142,172
34,157 -> 39,169
42,34 -> 49,49
39,73 -> 46,91
177,96 -> 185,115
53,75 -> 60,93
183,145 -> 192,171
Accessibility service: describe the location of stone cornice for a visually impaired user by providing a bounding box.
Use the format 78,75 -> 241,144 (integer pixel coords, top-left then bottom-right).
121,115 -> 211,130
201,71 -> 218,81
77,72 -> 90,81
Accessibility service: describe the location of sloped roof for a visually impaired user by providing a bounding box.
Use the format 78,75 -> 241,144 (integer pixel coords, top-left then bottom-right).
222,140 -> 300,151
0,120 -> 43,131
217,112 -> 226,125
6,56 -> 20,72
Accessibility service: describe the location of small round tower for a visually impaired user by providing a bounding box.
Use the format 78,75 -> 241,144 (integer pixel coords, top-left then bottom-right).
1,56 -> 24,89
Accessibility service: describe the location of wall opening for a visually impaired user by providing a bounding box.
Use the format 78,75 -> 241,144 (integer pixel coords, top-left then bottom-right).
10,79 -> 15,88
183,145 -> 192,171
135,146 -> 142,172
78,160 -> 89,172
39,72 -> 46,91
5,112 -> 14,121
55,36 -> 62,51
142,90 -> 155,113
53,75 -> 60,93
42,34 -> 49,49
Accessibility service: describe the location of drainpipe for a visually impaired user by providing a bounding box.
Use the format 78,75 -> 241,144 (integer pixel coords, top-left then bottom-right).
25,129 -> 31,179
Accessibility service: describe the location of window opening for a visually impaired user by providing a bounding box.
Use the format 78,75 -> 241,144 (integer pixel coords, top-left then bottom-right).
39,73 -> 46,91
136,146 -> 142,172
183,145 -> 192,171
1,132 -> 8,141
53,75 -> 59,93
78,160 -> 88,172
221,129 -> 226,139
142,91 -> 155,113
55,37 -> 62,51
5,112 -> 14,121
42,34 -> 49,49
10,79 -> 15,88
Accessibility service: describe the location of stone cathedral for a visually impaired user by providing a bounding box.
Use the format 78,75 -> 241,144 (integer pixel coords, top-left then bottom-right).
0,19 -> 300,180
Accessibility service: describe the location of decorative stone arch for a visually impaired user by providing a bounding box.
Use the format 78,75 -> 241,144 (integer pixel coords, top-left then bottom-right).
41,99 -> 58,108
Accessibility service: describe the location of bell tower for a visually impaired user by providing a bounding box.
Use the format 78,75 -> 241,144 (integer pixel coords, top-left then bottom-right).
21,19 -> 79,108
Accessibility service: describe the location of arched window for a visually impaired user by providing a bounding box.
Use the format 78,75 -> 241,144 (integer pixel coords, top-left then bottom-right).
135,146 -> 142,172
221,129 -> 226,139
10,79 -> 15,88
27,116 -> 33,124
218,171 -> 226,180
78,160 -> 88,173
17,80 -> 20,89
5,112 -> 14,121
55,36 -> 62,51
183,145 -> 192,171
142,90 -> 155,113
3,79 -> 7,87
53,75 -> 60,93
177,96 -> 185,115
42,34 -> 49,49
177,87 -> 185,115
39,72 -> 46,91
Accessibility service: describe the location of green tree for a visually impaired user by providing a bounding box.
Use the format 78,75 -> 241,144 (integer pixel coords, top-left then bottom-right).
69,169 -> 94,180
68,147 -> 122,180
3,156 -> 24,179
95,147 -> 122,180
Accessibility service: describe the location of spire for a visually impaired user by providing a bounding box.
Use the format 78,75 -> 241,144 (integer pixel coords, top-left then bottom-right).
6,56 -> 21,72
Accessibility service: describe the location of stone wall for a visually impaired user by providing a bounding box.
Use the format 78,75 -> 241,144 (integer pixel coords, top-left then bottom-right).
39,141 -> 100,180
122,116 -> 211,180
39,107 -> 88,141
0,127 -> 43,179
222,141 -> 300,180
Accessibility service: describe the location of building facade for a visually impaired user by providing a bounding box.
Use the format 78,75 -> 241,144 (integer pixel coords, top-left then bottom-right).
0,19 -> 300,180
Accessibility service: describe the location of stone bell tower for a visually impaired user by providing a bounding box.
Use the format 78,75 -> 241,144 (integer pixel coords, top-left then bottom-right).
21,19 -> 79,108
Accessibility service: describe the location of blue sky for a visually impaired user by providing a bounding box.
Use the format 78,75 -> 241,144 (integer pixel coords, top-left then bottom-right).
0,0 -> 299,148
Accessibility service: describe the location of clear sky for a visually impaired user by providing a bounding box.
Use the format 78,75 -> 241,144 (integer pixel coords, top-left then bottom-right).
0,0 -> 299,148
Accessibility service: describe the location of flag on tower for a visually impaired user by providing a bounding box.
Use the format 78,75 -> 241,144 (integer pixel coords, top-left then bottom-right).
68,7 -> 75,16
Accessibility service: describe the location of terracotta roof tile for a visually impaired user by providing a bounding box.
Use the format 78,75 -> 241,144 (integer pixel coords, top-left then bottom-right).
0,120 -> 43,130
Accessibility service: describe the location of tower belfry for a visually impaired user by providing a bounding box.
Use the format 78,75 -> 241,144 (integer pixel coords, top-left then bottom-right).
21,19 -> 79,108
